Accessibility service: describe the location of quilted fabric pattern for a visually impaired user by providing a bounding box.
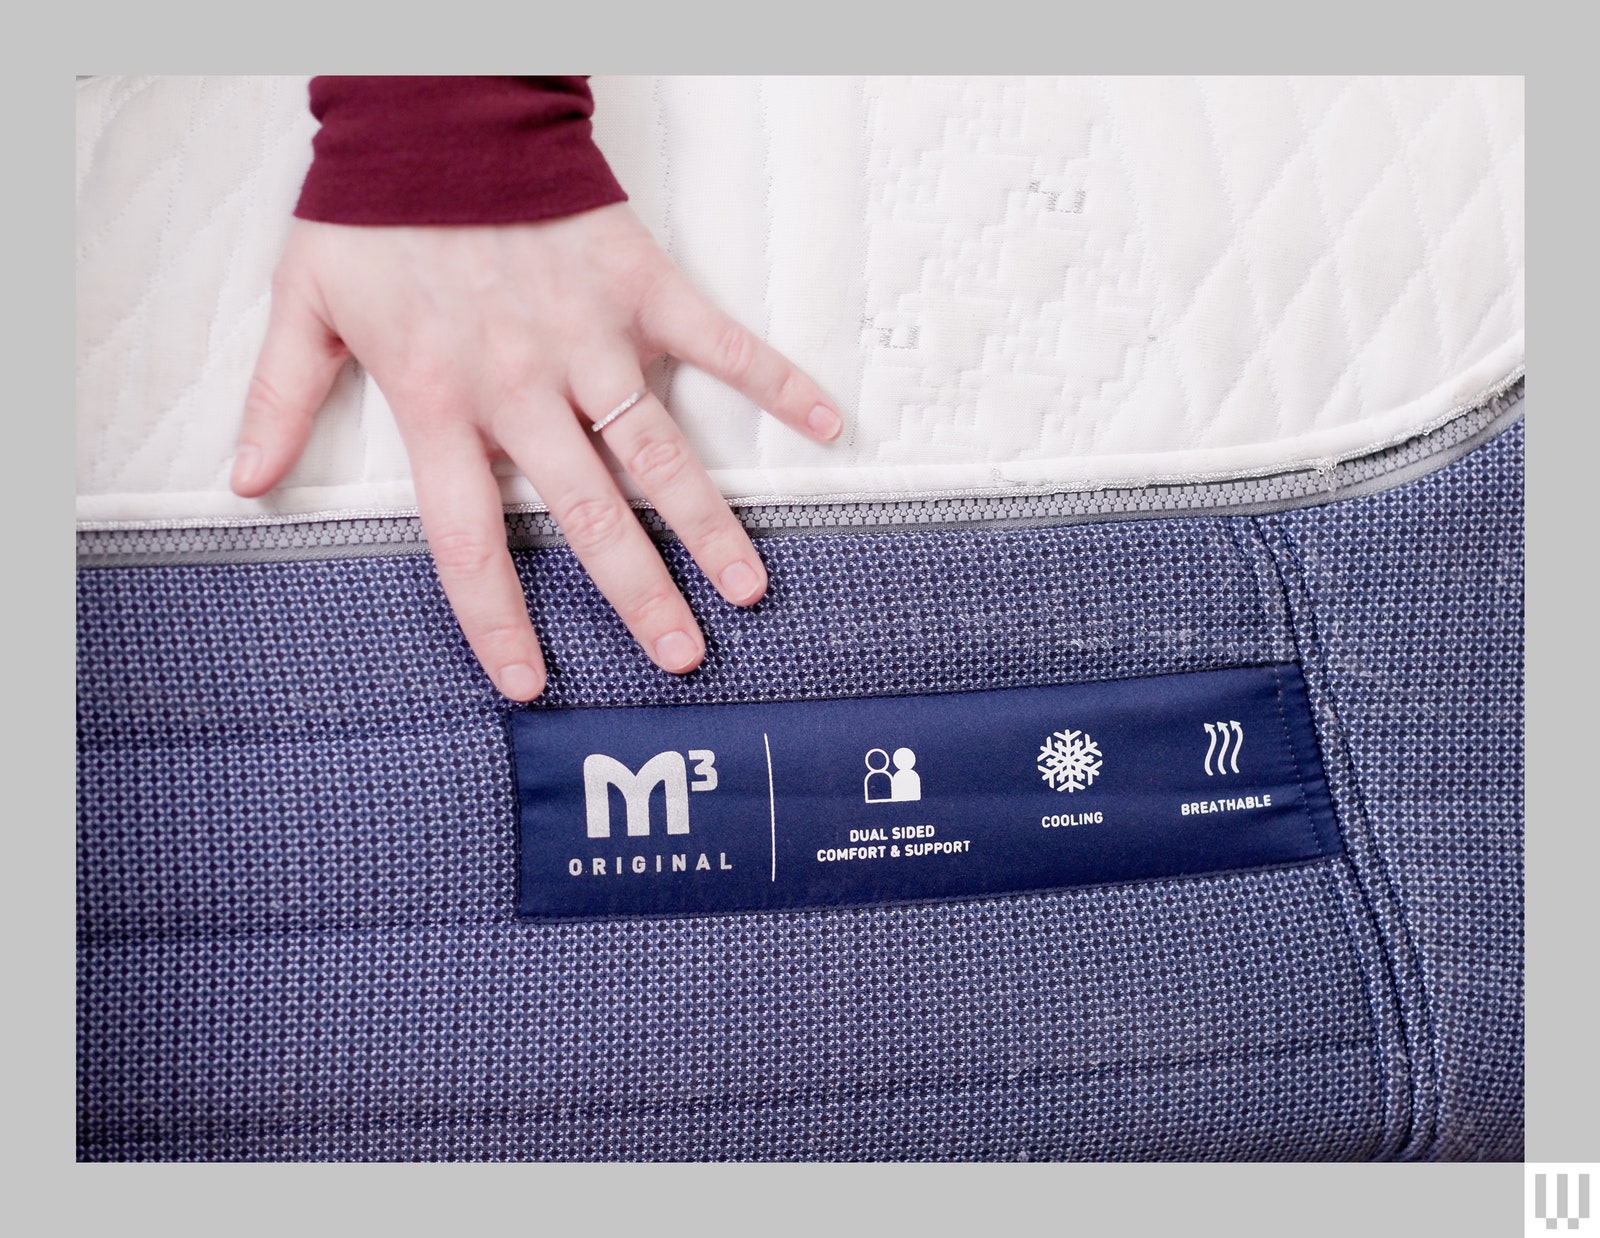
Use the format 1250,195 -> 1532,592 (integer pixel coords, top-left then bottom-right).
75,75 -> 1523,524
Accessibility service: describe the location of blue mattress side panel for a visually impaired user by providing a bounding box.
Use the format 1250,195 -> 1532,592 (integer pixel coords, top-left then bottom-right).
75,423 -> 1523,1161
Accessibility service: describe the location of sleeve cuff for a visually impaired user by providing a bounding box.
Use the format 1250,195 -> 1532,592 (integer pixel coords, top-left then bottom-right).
293,76 -> 628,226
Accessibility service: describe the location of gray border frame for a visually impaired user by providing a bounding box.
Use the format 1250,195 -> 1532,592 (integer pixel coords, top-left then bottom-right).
43,50 -> 1578,1238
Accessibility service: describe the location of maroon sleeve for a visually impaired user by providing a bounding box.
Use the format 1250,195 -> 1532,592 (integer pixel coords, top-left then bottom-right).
293,76 -> 628,226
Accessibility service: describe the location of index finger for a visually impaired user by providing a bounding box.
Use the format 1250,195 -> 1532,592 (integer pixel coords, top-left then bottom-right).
636,272 -> 844,443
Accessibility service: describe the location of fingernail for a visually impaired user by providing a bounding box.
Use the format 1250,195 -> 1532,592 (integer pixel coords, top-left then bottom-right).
498,663 -> 543,700
719,560 -> 763,604
654,630 -> 701,673
807,404 -> 841,439
230,444 -> 261,492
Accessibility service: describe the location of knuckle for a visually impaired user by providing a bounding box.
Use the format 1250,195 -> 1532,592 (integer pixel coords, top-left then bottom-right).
623,586 -> 683,629
631,272 -> 684,348
711,320 -> 758,383
265,272 -> 330,334
469,618 -> 529,652
556,495 -> 629,554
688,521 -> 749,565
772,366 -> 809,411
624,431 -> 693,490
619,256 -> 676,312
242,373 -> 301,430
396,360 -> 453,410
267,267 -> 304,302
483,329 -> 543,394
428,528 -> 499,579
401,388 -> 470,434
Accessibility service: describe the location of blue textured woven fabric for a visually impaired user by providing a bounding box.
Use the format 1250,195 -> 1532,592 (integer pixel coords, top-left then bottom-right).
75,423 -> 1522,1161
1258,425 -> 1525,1160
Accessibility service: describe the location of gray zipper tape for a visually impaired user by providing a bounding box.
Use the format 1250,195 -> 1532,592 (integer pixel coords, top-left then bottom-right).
77,378 -> 1523,568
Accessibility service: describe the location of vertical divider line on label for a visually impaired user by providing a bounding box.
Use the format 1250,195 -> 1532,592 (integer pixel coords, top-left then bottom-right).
763,732 -> 776,882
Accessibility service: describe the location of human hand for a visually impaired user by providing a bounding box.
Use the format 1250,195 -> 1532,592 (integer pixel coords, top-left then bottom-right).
230,203 -> 842,700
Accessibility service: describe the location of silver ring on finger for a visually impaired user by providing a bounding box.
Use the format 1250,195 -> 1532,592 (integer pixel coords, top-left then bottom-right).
590,388 -> 649,433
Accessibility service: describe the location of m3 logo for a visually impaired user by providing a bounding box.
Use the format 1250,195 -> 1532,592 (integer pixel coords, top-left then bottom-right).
583,750 -> 718,838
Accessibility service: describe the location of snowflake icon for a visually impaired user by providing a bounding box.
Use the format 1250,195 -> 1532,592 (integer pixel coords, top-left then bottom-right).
1037,728 -> 1103,793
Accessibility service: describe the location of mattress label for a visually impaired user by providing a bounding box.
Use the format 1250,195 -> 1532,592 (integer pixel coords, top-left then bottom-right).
508,664 -> 1341,921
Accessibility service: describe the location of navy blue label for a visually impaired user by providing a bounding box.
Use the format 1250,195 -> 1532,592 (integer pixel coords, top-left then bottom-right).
508,664 -> 1341,920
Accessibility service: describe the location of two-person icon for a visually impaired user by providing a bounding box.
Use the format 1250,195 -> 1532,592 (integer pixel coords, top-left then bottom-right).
864,747 -> 921,803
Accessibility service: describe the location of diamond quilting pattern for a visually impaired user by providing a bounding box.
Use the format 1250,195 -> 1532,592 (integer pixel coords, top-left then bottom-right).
75,75 -> 1523,522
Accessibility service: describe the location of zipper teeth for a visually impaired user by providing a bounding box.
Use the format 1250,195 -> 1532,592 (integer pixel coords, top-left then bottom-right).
77,381 -> 1522,567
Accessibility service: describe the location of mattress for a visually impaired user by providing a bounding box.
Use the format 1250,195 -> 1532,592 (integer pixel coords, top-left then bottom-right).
75,75 -> 1524,1160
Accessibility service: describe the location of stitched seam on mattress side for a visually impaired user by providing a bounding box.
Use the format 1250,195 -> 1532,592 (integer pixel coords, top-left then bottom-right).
1251,514 -> 1439,1161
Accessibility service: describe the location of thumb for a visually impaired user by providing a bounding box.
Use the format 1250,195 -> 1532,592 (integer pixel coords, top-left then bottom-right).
231,280 -> 349,497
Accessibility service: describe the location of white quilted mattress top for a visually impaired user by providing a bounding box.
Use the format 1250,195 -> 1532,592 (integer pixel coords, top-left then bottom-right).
76,75 -> 1524,526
